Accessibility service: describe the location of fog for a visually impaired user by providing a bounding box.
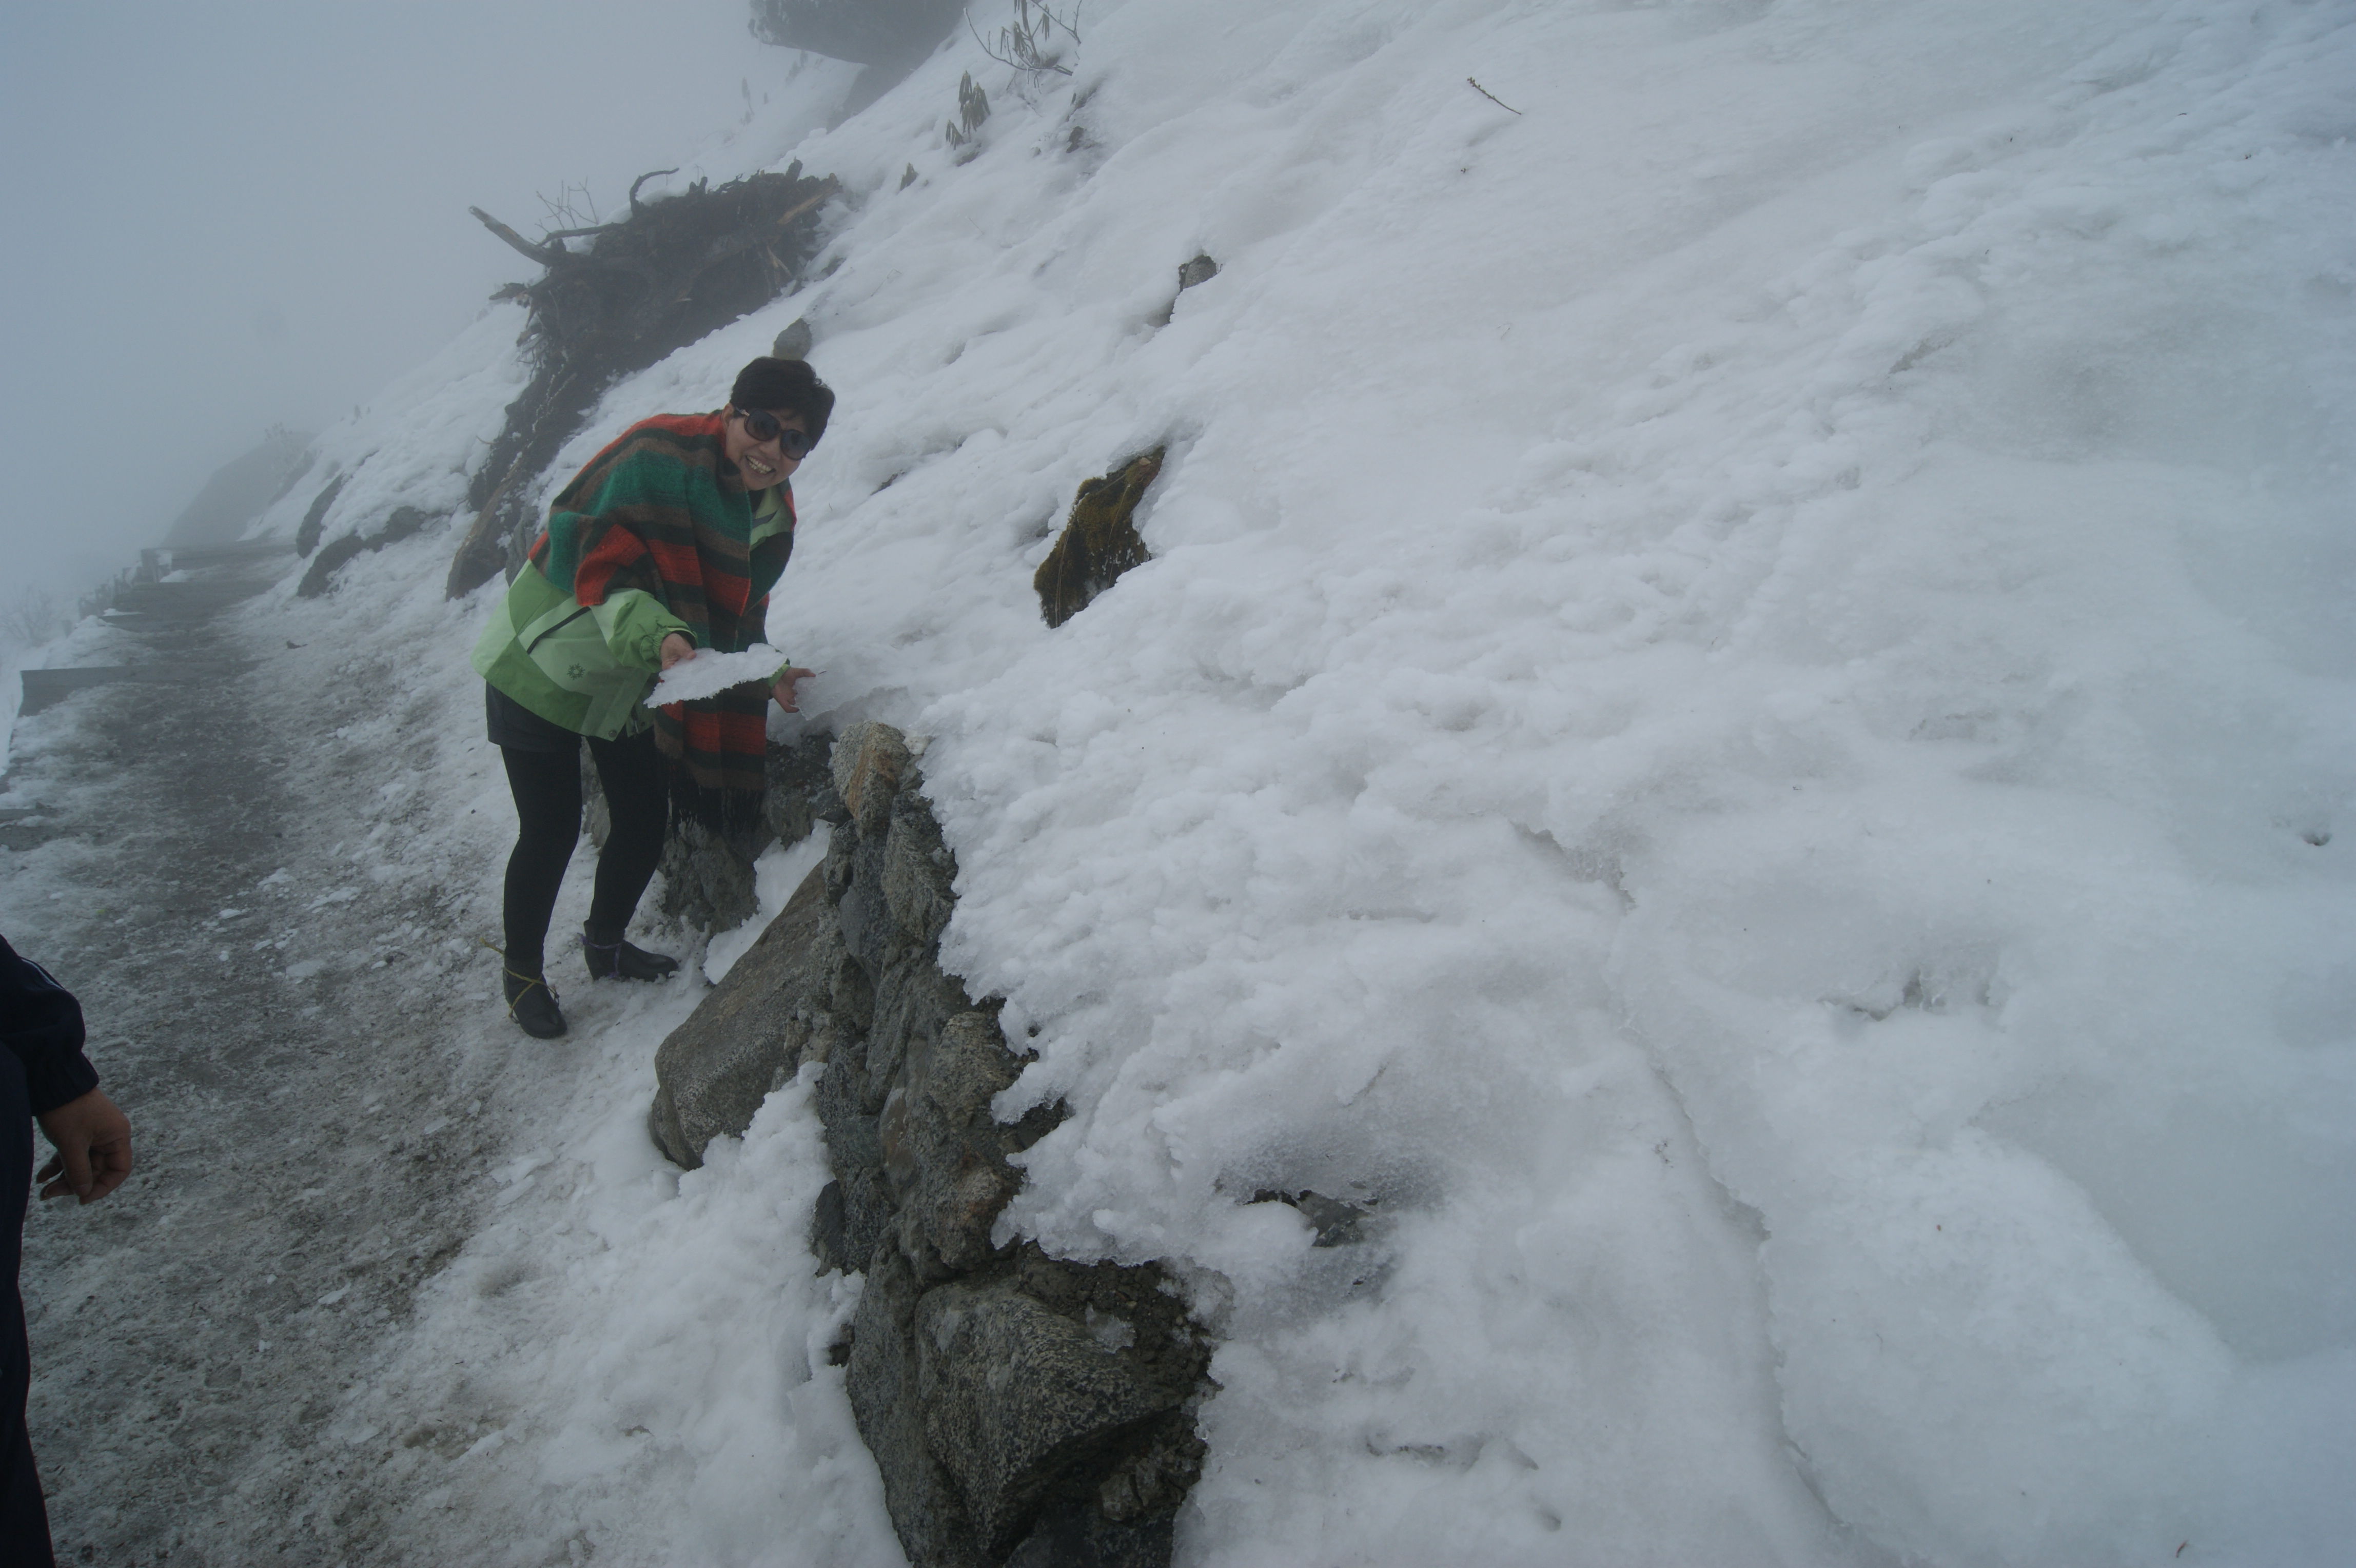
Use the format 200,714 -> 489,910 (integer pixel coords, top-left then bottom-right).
0,0 -> 795,613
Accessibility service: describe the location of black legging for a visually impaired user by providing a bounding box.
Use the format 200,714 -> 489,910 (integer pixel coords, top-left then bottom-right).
499,731 -> 669,977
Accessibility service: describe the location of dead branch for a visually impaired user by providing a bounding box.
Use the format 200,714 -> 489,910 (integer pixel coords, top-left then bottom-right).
629,168 -> 680,217
448,166 -> 842,598
1467,76 -> 1523,114
768,181 -> 838,231
469,206 -> 565,267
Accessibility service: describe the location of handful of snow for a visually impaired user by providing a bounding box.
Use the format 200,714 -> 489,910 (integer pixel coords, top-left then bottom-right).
644,645 -> 790,706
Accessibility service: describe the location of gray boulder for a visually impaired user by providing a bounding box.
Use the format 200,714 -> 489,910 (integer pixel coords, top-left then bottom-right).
882,781 -> 958,951
915,1280 -> 1179,1558
850,1245 -> 988,1568
649,865 -> 845,1167
832,720 -> 912,836
765,729 -> 841,847
880,1010 -> 1024,1272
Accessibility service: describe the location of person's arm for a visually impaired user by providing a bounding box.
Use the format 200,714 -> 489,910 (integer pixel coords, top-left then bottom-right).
588,589 -> 694,671
1,934 -> 99,1113
1,935 -> 132,1204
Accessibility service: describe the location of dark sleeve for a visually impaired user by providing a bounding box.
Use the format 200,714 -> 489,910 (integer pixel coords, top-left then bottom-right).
0,933 -> 102,1116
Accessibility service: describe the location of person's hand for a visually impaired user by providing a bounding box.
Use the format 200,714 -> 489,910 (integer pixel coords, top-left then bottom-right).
659,632 -> 697,671
772,667 -> 817,713
36,1088 -> 133,1205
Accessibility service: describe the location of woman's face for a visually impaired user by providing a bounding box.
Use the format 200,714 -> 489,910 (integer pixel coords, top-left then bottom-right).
722,404 -> 806,490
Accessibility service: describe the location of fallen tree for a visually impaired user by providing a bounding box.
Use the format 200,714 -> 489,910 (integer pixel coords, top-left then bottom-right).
445,165 -> 839,598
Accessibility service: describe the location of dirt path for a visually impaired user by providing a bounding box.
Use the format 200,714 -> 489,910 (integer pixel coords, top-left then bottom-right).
2,558 -> 524,1563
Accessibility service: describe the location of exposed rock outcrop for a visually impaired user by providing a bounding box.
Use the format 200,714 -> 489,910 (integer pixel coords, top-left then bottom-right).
648,861 -> 860,1169
649,721 -> 1211,1566
296,505 -> 437,599
294,474 -> 347,557
1033,449 -> 1163,628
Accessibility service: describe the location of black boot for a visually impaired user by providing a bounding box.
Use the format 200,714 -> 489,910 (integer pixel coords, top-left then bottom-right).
503,966 -> 567,1038
581,929 -> 680,982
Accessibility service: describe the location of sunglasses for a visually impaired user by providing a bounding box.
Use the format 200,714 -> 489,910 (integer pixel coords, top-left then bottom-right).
738,407 -> 813,460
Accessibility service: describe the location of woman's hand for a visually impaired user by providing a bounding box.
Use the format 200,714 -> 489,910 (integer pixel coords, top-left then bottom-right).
659,632 -> 697,670
772,667 -> 817,713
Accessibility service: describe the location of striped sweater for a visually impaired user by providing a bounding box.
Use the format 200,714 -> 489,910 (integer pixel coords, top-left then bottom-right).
529,411 -> 795,794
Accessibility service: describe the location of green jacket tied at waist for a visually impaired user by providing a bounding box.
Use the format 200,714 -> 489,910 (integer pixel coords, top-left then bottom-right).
470,481 -> 793,744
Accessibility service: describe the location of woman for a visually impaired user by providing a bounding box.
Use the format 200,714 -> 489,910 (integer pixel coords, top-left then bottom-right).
470,356 -> 831,1037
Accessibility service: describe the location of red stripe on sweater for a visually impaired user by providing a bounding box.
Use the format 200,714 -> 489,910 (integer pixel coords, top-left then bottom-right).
572,527 -> 649,607
643,539 -> 750,618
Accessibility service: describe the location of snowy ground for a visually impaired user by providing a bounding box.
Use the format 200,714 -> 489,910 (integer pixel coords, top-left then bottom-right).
6,0 -> 2353,1563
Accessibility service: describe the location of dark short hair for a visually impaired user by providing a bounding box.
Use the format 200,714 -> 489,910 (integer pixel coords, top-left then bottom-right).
730,357 -> 835,447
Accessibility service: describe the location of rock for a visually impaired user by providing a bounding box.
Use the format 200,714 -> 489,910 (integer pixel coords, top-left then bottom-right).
880,1011 -> 1024,1272
681,724 -> 1214,1566
1033,450 -> 1162,629
771,317 -> 814,361
835,829 -> 896,982
882,783 -> 958,951
810,1168 -> 895,1276
818,1041 -> 880,1145
860,951 -> 974,1117
849,1245 -> 988,1568
656,812 -> 768,934
1005,1501 -> 1174,1568
1007,1248 -> 1208,1400
916,1279 -> 1183,1557
648,865 -> 841,1167
296,505 -> 435,598
294,475 -> 345,557
832,720 -> 912,835
1251,1187 -> 1375,1247
764,729 -> 840,848
296,532 -> 369,598
1149,254 -> 1220,328
820,1050 -> 869,1152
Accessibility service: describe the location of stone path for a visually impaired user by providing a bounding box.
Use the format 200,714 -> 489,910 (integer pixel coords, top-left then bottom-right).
1,554 -> 521,1563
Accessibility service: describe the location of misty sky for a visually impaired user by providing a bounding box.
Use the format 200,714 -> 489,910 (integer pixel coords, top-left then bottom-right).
1,0 -> 801,607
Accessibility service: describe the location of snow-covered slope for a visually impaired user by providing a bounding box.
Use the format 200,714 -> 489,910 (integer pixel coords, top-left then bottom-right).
222,1 -> 2356,1562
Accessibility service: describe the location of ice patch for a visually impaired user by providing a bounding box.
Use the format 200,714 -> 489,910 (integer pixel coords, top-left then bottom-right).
645,645 -> 789,706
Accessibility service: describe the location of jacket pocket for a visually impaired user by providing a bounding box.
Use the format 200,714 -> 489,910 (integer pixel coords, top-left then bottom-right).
518,600 -> 653,739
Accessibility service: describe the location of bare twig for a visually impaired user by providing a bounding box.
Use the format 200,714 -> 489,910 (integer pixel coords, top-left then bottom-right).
468,206 -> 565,266
1467,76 -> 1523,114
536,179 -> 602,231
967,0 -> 1082,77
628,168 -> 679,217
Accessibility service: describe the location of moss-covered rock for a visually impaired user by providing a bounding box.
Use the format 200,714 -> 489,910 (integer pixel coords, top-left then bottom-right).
1033,449 -> 1162,628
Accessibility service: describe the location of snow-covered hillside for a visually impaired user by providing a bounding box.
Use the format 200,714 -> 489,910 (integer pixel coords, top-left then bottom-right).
40,1 -> 2353,1562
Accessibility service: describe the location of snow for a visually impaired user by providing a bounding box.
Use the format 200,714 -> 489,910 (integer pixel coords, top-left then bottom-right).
330,1003 -> 898,1567
704,827 -> 833,984
648,644 -> 792,706
12,0 -> 2354,1562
